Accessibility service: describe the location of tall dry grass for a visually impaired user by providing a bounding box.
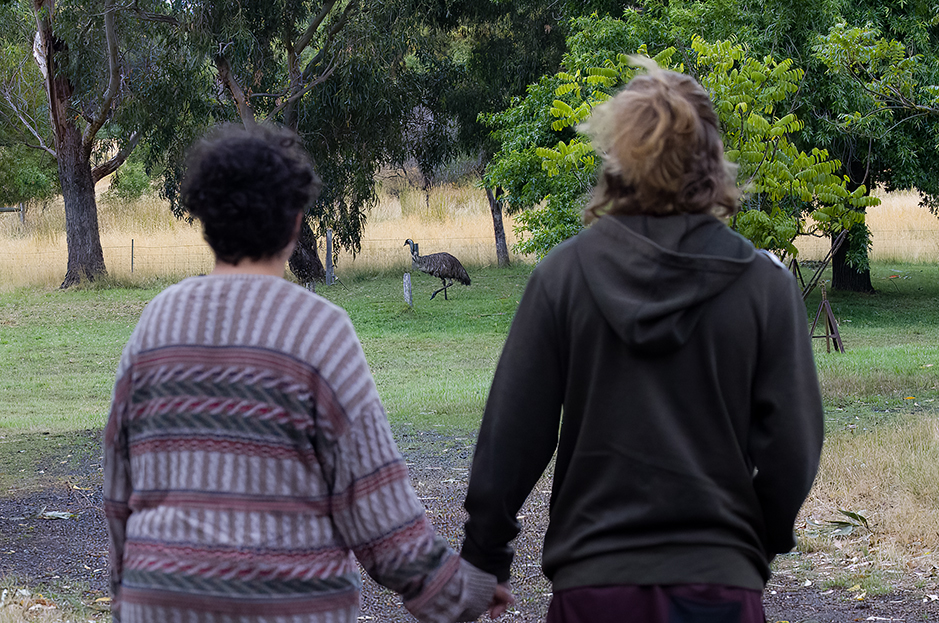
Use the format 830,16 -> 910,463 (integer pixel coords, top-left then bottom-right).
334,184 -> 522,275
799,412 -> 939,574
796,189 -> 939,263
0,180 -> 522,290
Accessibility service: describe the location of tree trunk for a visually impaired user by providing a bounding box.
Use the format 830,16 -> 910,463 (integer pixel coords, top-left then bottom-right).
59,123 -> 106,287
831,226 -> 874,293
486,187 -> 510,267
830,153 -> 875,293
288,219 -> 325,290
33,0 -> 107,288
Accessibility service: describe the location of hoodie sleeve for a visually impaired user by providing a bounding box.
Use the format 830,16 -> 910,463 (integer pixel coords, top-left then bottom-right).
748,268 -> 825,556
461,270 -> 564,582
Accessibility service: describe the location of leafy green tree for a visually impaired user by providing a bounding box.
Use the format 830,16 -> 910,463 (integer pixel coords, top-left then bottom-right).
628,0 -> 939,292
484,0 -> 939,291
133,1 -> 478,282
0,0 -> 202,286
814,21 -> 939,208
483,16 -> 877,259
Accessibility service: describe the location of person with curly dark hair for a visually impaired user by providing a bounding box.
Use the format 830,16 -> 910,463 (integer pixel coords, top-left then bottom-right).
180,124 -> 322,265
461,63 -> 823,622
104,124 -> 502,623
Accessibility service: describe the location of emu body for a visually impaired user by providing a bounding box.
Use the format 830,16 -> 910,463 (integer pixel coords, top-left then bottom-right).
404,239 -> 471,300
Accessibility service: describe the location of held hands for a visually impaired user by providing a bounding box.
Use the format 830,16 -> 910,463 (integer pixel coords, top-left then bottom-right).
488,583 -> 515,619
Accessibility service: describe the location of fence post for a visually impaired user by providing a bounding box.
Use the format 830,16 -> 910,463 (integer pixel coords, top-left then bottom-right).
325,229 -> 335,285
131,239 -> 134,274
19,203 -> 24,225
403,272 -> 413,308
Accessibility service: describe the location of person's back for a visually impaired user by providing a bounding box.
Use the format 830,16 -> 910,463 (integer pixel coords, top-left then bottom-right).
104,124 -> 498,623
460,64 -> 824,623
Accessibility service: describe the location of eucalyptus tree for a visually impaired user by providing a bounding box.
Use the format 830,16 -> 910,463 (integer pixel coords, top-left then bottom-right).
129,0 -> 467,281
0,0 -> 206,286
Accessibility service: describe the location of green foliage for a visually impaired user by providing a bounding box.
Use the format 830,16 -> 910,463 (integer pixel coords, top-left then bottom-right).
814,22 -> 939,217
104,159 -> 151,203
692,37 -> 877,254
0,144 -> 58,206
483,15 -> 880,259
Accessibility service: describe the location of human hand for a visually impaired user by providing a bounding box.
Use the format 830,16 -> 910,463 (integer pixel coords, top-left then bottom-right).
488,583 -> 514,619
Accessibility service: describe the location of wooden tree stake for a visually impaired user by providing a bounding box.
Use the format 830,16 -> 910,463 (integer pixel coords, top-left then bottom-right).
809,284 -> 845,353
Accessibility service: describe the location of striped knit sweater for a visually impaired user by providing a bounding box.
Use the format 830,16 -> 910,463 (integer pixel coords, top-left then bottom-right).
104,274 -> 494,623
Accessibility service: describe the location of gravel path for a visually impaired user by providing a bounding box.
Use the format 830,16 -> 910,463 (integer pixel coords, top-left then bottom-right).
1,428 -> 937,622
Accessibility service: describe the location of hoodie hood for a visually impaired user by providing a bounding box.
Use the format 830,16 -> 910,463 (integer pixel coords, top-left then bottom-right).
576,214 -> 756,355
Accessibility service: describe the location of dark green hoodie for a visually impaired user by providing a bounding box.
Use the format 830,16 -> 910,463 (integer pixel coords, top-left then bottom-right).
461,214 -> 823,591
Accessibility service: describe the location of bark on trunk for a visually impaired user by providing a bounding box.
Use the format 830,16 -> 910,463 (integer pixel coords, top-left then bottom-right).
486,187 -> 510,268
288,219 -> 325,290
831,228 -> 874,294
59,122 -> 106,288
831,155 -> 875,293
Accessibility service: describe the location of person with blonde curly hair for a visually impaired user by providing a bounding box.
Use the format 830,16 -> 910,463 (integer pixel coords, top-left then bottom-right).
460,63 -> 823,623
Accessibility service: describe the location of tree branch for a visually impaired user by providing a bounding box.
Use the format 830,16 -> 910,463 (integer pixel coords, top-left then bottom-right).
299,0 -> 357,84
263,62 -> 337,123
23,141 -> 57,157
294,0 -> 338,56
91,130 -> 140,182
1,88 -> 56,158
124,0 -> 180,27
215,54 -> 257,127
83,0 -> 122,150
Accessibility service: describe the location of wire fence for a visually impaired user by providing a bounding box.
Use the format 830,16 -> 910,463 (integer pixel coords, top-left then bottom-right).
1,228 -> 937,289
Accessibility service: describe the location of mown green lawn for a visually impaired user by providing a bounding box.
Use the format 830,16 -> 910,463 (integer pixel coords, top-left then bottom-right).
0,261 -> 937,434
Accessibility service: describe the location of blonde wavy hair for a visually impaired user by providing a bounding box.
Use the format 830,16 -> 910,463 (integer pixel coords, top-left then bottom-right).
581,59 -> 738,223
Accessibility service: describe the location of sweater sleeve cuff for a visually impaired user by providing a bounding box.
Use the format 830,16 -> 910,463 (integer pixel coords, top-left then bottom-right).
460,537 -> 513,584
455,559 -> 498,622
405,556 -> 497,623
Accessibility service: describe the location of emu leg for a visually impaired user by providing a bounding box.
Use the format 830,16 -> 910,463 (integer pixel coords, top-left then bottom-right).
431,278 -> 446,300
430,278 -> 452,300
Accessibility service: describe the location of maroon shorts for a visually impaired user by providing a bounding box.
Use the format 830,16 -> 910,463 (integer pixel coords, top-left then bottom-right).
546,584 -> 765,623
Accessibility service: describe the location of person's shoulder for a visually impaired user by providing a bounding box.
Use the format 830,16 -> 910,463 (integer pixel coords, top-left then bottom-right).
532,231 -> 585,277
755,249 -> 789,271
273,279 -> 349,320
749,250 -> 796,283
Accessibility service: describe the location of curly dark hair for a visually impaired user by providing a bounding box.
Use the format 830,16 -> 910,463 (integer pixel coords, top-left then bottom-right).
180,124 -> 322,264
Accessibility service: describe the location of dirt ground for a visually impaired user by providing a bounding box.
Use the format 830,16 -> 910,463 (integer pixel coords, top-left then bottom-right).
1,429 -> 938,622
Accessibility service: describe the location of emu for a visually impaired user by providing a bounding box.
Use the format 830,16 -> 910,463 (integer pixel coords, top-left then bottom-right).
404,239 -> 471,300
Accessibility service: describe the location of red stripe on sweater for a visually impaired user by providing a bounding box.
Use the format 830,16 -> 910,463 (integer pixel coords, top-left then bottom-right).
404,550 -> 461,613
135,346 -> 317,382
354,515 -> 434,570
130,436 -> 309,461
332,460 -> 411,513
104,499 -> 132,520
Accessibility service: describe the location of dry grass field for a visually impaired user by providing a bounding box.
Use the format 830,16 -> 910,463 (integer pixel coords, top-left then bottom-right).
795,189 -> 939,263
0,180 -> 523,290
796,412 -> 939,582
2,183 -> 936,291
